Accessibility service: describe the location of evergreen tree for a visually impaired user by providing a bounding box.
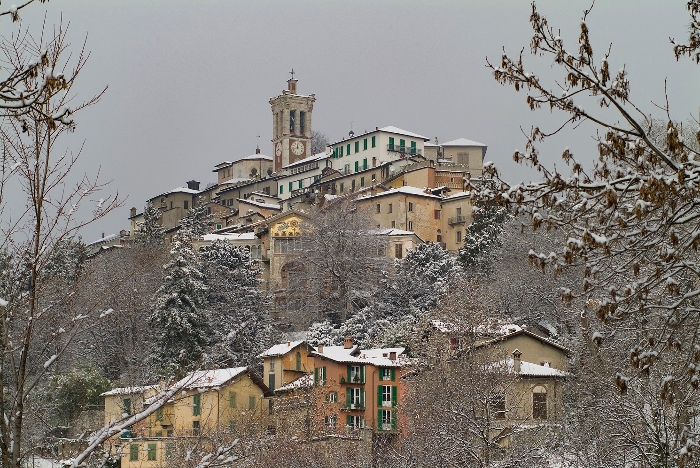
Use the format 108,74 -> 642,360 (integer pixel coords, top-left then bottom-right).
43,237 -> 87,281
178,196 -> 211,239
149,232 -> 211,378
200,240 -> 272,369
306,321 -> 341,347
459,205 -> 511,273
133,203 -> 165,246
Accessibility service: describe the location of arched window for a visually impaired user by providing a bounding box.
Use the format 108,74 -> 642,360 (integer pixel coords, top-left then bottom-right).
296,352 -> 301,371
532,385 -> 547,420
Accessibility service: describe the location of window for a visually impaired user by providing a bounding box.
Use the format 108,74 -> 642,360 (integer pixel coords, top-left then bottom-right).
376,204 -> 381,214
434,210 -> 441,219
325,414 -> 338,428
216,223 -> 222,230
410,141 -> 417,154
347,144 -> 351,155
355,141 -> 359,153
123,398 -> 131,415
458,152 -> 469,165
351,179 -> 356,190
380,368 -> 395,381
155,431 -> 162,437
269,358 -> 275,371
298,180 -> 303,189
437,234 -> 442,243
379,409 -> 395,431
363,158 -> 367,170
192,420 -> 200,436
340,182 -> 344,192
456,207 -> 462,216
457,231 -> 462,243
248,395 -> 256,410
391,220 -> 396,228
349,365 -> 364,383
333,147 -> 338,158
184,200 -> 189,209
339,146 -> 344,157
533,386 -> 547,420
388,137 -> 395,151
408,202 -> 414,212
193,394 -> 201,416
361,177 -> 365,187
493,393 -> 506,420
408,221 -> 413,231
315,366 -> 327,385
289,110 -> 295,133
299,111 -> 306,135
399,139 -> 405,151
372,136 -> 376,148
155,407 -> 163,421
395,243 -> 403,259
268,374 -> 275,391
229,419 -> 236,433
355,161 -> 359,172
288,182 -> 293,192
372,173 -> 376,181
347,415 -> 364,429
363,138 -> 367,150
347,387 -> 364,408
147,443 -> 157,461
344,163 -> 350,175
380,385 -> 396,408
129,444 -> 139,461
229,391 -> 237,408
296,352 -> 302,371
388,203 -> 393,213
328,391 -> 338,402
279,185 -> 283,194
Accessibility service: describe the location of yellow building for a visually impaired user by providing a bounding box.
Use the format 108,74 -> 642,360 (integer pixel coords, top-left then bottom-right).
106,367 -> 273,468
258,340 -> 315,391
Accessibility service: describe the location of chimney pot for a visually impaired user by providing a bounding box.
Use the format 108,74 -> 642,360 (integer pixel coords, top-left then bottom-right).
287,341 -> 291,346
317,344 -> 324,353
389,351 -> 397,360
130,207 -> 137,217
101,232 -> 104,239
344,337 -> 354,349
375,126 -> 378,131
512,349 -> 522,373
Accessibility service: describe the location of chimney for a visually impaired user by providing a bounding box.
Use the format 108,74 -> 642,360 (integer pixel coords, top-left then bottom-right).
317,344 -> 324,353
287,341 -> 291,347
389,351 -> 397,361
512,349 -> 522,373
186,180 -> 200,191
375,126 -> 378,131
344,337 -> 354,349
256,147 -> 261,154
288,79 -> 297,94
101,232 -> 104,239
130,207 -> 137,218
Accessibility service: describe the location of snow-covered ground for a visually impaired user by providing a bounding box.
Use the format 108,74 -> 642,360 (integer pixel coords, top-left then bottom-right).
24,458 -> 61,468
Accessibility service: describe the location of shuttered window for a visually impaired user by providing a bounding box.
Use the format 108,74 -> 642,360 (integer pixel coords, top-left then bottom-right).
192,394 -> 201,416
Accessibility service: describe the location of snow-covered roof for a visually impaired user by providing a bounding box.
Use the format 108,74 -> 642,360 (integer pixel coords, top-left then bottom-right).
361,186 -> 442,201
275,374 -> 314,393
378,126 -> 430,141
87,233 -> 120,247
313,346 -> 407,367
505,359 -> 568,378
374,228 -> 417,237
259,340 -> 308,357
174,367 -> 248,390
283,152 -> 328,169
441,138 -> 487,147
477,329 -> 571,354
149,186 -> 200,201
240,153 -> 272,161
220,177 -> 252,185
100,385 -> 159,397
443,191 -> 472,200
238,198 -> 282,210
201,232 -> 257,241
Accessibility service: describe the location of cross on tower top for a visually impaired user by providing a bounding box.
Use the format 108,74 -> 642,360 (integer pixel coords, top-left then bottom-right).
289,68 -> 295,80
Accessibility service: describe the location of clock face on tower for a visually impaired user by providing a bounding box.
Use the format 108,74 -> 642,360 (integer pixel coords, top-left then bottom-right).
275,143 -> 282,157
291,140 -> 305,156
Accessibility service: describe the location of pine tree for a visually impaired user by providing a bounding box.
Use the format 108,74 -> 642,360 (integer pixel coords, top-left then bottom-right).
43,237 -> 87,281
200,240 -> 272,369
459,205 -> 511,273
178,196 -> 211,239
133,203 -> 165,246
149,232 -> 211,378
306,321 -> 341,347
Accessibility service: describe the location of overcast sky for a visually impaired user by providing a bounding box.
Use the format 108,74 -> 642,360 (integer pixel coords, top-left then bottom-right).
10,0 -> 700,243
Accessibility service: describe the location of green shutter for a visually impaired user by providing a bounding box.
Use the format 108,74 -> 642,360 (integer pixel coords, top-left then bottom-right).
377,410 -> 382,429
354,161 -> 359,172
298,180 -> 303,189
147,443 -> 157,461
322,366 -> 326,383
155,407 -> 163,421
269,374 -> 275,391
363,138 -> 367,150
361,177 -> 364,187
355,141 -> 359,153
314,367 -> 318,385
411,141 -> 416,154
391,368 -> 396,381
193,394 -> 201,415
363,158 -> 367,170
130,444 -> 139,461
377,385 -> 382,405
389,137 -> 394,150
391,411 -> 397,430
279,185 -> 283,194
361,390 -> 365,408
229,391 -> 237,408
347,415 -> 352,427
325,393 -> 329,402
361,366 -> 365,383
123,398 -> 131,415
346,388 -> 352,407
372,136 -> 376,148
288,182 -> 293,192
392,386 -> 397,407
347,365 -> 352,382
334,391 -> 338,402
347,144 -> 350,155
333,147 -> 337,158
400,139 -> 405,150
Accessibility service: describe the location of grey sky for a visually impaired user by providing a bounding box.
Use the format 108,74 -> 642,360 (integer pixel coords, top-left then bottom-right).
11,0 -> 700,243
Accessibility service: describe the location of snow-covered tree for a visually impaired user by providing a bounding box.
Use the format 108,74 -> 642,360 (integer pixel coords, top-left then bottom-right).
42,237 -> 87,281
481,0 -> 700,461
306,321 -> 341,347
133,203 -> 165,246
311,130 -> 329,155
200,240 -> 272,370
459,204 -> 512,273
149,232 -> 211,378
178,196 -> 211,239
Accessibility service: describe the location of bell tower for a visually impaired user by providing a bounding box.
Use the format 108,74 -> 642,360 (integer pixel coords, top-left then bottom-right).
270,70 -> 316,172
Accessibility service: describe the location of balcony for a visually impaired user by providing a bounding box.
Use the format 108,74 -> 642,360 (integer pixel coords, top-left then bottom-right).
387,145 -> 422,157
448,215 -> 469,225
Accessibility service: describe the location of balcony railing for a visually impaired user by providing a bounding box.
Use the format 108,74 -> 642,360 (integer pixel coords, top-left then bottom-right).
387,145 -> 422,156
448,215 -> 469,225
